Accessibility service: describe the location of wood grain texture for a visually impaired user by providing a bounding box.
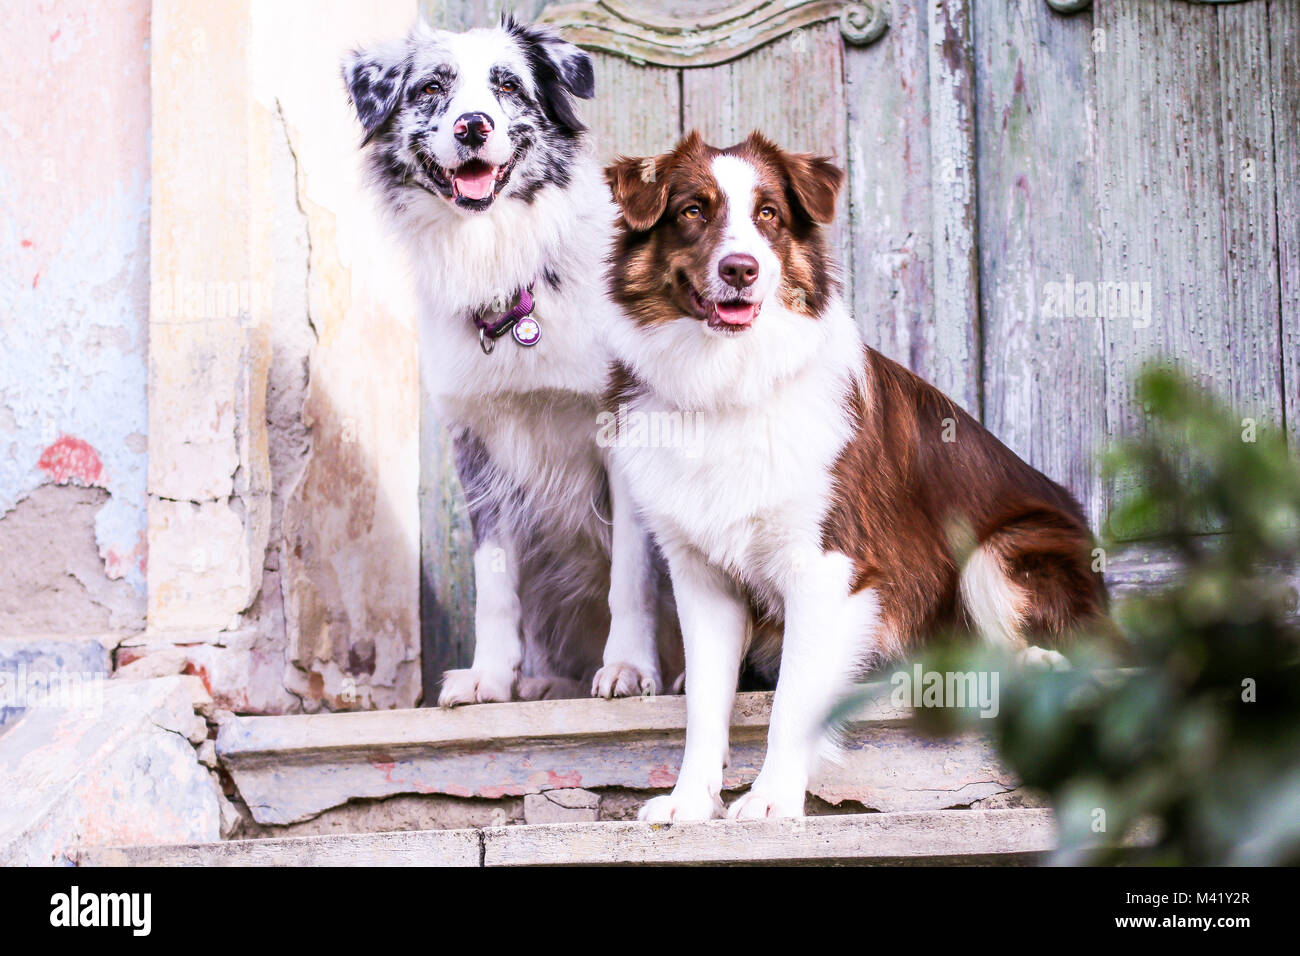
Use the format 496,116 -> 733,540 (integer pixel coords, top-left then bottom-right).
1270,0 -> 1299,446
422,0 -> 552,29
926,0 -> 982,416
973,0 -> 1106,528
844,0 -> 936,380
420,401 -> 476,681
1094,0 -> 1283,506
1105,539 -> 1300,618
583,53 -> 682,164
1214,1 -> 1284,432
682,24 -> 852,278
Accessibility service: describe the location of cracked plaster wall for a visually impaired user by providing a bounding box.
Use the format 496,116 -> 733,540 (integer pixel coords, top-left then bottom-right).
140,0 -> 421,713
4,1 -> 423,714
258,1 -> 422,711
0,0 -> 151,635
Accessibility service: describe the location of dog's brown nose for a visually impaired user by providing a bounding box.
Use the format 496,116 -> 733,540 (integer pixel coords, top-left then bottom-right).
718,253 -> 759,289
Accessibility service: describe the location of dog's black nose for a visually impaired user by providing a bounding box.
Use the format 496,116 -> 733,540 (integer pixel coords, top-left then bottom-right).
719,253 -> 760,289
453,112 -> 494,147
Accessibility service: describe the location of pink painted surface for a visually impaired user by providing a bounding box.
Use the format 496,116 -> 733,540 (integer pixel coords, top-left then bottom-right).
37,436 -> 107,487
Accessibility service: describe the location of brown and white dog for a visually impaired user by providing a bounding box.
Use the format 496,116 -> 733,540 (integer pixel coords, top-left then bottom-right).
602,131 -> 1112,821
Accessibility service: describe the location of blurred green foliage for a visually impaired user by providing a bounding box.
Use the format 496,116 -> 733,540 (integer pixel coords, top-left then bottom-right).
904,365 -> 1300,864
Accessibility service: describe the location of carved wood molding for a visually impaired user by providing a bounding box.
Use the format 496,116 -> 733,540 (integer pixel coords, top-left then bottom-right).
535,1 -> 889,68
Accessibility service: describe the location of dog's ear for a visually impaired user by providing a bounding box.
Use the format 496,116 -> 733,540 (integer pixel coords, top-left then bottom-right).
744,131 -> 844,225
786,153 -> 844,225
342,41 -> 409,145
606,154 -> 672,231
505,17 -> 594,135
606,132 -> 707,231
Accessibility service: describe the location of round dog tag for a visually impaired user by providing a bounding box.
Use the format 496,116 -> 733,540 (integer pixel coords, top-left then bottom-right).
512,316 -> 541,347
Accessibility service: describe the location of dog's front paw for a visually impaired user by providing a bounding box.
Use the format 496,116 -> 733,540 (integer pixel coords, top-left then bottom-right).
726,786 -> 806,821
591,662 -> 660,699
638,789 -> 723,823
438,668 -> 515,707
1016,646 -> 1071,671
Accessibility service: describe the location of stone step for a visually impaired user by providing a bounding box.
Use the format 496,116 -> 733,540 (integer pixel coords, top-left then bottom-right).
0,632 -> 121,733
217,685 -> 1019,828
75,808 -> 1056,866
1,675 -> 224,866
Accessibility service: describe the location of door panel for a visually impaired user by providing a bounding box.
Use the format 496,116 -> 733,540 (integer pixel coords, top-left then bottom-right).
584,53 -> 681,163
1095,0 -> 1283,534
845,0 -> 937,388
974,0 -> 1106,527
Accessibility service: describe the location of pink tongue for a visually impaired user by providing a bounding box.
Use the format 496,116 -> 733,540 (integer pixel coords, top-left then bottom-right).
714,302 -> 758,326
454,167 -> 496,201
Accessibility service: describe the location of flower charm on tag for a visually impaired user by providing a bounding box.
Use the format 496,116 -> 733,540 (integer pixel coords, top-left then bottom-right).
512,316 -> 541,347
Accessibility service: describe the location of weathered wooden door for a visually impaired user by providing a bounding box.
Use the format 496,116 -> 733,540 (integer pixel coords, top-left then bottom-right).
420,0 -> 1299,685
971,0 -> 1297,598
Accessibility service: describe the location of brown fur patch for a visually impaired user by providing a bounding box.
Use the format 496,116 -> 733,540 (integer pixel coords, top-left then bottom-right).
821,349 -> 1110,652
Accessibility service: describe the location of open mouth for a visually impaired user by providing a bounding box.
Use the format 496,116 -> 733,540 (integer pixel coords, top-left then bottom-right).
421,155 -> 517,209
688,287 -> 761,333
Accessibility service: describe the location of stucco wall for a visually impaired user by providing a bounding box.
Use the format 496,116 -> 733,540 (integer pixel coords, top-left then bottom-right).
129,0 -> 421,713
0,0 -> 151,634
4,0 -> 427,714
257,1 -> 423,711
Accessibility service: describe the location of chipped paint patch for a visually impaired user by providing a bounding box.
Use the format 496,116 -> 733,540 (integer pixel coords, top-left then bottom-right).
0,486 -> 143,632
37,436 -> 107,487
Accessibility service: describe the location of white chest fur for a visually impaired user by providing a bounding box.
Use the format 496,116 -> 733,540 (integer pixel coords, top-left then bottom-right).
610,299 -> 864,606
397,159 -> 621,409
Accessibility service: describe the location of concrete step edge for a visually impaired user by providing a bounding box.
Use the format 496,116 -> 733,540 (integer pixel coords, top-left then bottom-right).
213,683 -> 1020,827
215,686 -> 907,763
74,808 -> 1057,867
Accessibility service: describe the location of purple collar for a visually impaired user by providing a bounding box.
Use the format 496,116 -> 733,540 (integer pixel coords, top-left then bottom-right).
474,282 -> 538,354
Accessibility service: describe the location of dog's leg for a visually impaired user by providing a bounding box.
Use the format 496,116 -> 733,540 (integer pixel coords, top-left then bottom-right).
593,463 -> 662,698
439,527 -> 525,705
639,546 -> 746,823
729,551 -> 876,820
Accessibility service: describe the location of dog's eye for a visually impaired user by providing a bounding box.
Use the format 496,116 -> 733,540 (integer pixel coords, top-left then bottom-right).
423,82 -> 443,96
499,80 -> 519,94
757,206 -> 777,222
682,205 -> 703,221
